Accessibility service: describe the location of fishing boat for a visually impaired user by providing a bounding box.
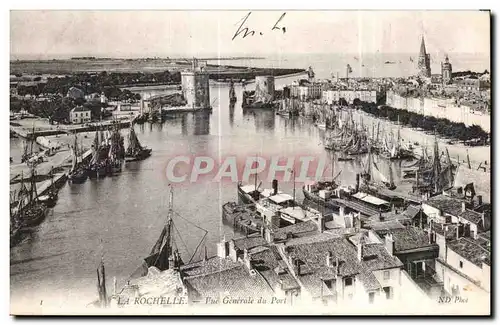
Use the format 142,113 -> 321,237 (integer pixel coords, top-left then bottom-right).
125,123 -> 152,162
107,126 -> 125,175
276,98 -> 300,117
91,187 -> 207,308
37,167 -> 58,208
242,90 -> 276,110
16,167 -> 48,229
380,118 -> 415,160
68,134 -> 88,184
229,80 -> 237,104
302,155 -> 343,210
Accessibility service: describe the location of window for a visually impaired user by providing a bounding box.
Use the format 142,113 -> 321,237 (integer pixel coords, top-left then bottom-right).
324,280 -> 333,289
459,261 -> 463,268
344,277 -> 353,286
383,270 -> 390,280
368,292 -> 375,304
383,286 -> 393,300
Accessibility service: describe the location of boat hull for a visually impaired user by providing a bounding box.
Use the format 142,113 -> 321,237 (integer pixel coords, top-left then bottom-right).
302,187 -> 341,210
21,203 -> 48,228
69,171 -> 88,184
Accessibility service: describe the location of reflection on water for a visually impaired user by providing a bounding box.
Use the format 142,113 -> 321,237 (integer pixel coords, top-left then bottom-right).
10,74 -> 415,308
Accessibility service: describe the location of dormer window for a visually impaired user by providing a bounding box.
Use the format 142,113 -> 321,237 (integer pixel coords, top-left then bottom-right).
344,277 -> 353,286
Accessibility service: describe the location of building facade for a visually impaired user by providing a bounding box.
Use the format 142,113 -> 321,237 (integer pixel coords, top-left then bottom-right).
322,90 -> 377,105
70,106 -> 91,124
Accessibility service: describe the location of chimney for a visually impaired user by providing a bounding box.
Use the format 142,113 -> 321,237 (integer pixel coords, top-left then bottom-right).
229,239 -> 237,261
385,234 -> 394,256
462,201 -> 466,212
355,174 -> 360,192
339,205 -> 345,217
203,246 -> 208,262
326,251 -> 333,267
335,257 -> 340,277
217,238 -> 229,259
318,214 -> 325,233
272,179 -> 278,195
481,212 -> 486,229
477,195 -> 483,206
379,211 -> 385,222
243,248 -> 252,270
456,225 -> 460,240
358,235 -> 365,262
295,259 -> 301,276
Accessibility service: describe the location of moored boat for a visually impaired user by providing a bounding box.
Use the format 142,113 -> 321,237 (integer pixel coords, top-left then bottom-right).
125,122 -> 152,162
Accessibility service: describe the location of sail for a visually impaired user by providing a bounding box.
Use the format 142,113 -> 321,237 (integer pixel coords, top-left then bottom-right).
372,161 -> 389,184
144,221 -> 172,271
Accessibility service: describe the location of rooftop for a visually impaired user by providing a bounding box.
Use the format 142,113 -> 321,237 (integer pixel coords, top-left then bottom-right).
183,263 -> 274,300
233,235 -> 269,252
425,194 -> 465,217
71,105 -> 91,112
447,237 -> 490,267
457,209 -> 483,225
390,227 -> 437,252
274,220 -> 318,241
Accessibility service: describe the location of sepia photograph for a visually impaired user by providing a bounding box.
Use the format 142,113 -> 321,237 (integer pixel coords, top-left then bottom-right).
8,9 -> 491,316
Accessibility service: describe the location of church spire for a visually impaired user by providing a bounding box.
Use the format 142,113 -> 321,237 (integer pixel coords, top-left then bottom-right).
419,36 -> 427,56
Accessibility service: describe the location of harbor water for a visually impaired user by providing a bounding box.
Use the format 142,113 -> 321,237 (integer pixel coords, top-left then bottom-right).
10,74 -> 489,310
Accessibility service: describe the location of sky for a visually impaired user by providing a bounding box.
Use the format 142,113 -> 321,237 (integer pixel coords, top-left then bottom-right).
10,10 -> 491,59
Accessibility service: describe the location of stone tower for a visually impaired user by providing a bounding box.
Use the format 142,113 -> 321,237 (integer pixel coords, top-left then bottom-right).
181,59 -> 211,109
417,36 -> 431,78
441,55 -> 453,84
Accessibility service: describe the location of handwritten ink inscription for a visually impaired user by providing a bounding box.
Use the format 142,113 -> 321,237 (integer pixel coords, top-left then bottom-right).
232,12 -> 287,41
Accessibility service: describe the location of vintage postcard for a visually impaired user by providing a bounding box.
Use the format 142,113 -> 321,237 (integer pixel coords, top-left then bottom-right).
9,10 -> 491,315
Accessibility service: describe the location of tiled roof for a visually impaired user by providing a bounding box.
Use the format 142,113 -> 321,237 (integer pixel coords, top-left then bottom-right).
458,209 -> 483,225
403,205 -> 422,219
274,220 -> 318,241
181,256 -> 240,278
250,247 -> 299,291
233,235 -> 268,251
184,264 -> 274,300
284,236 -> 402,296
71,105 -> 91,112
390,227 -> 437,252
433,224 -> 459,241
447,237 -> 490,267
368,220 -> 406,234
425,194 -> 465,217
478,231 -> 491,242
358,271 -> 382,291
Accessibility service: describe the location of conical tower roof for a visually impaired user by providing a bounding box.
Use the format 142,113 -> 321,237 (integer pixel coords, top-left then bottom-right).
419,36 -> 427,56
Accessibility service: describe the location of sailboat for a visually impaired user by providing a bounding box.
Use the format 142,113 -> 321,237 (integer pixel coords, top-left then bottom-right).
125,122 -> 152,163
68,134 -> 88,184
37,167 -> 58,208
93,187 -> 208,308
87,128 -> 108,179
229,80 -> 237,104
302,153 -> 343,210
18,166 -> 48,229
380,117 -> 414,160
107,126 -> 125,175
